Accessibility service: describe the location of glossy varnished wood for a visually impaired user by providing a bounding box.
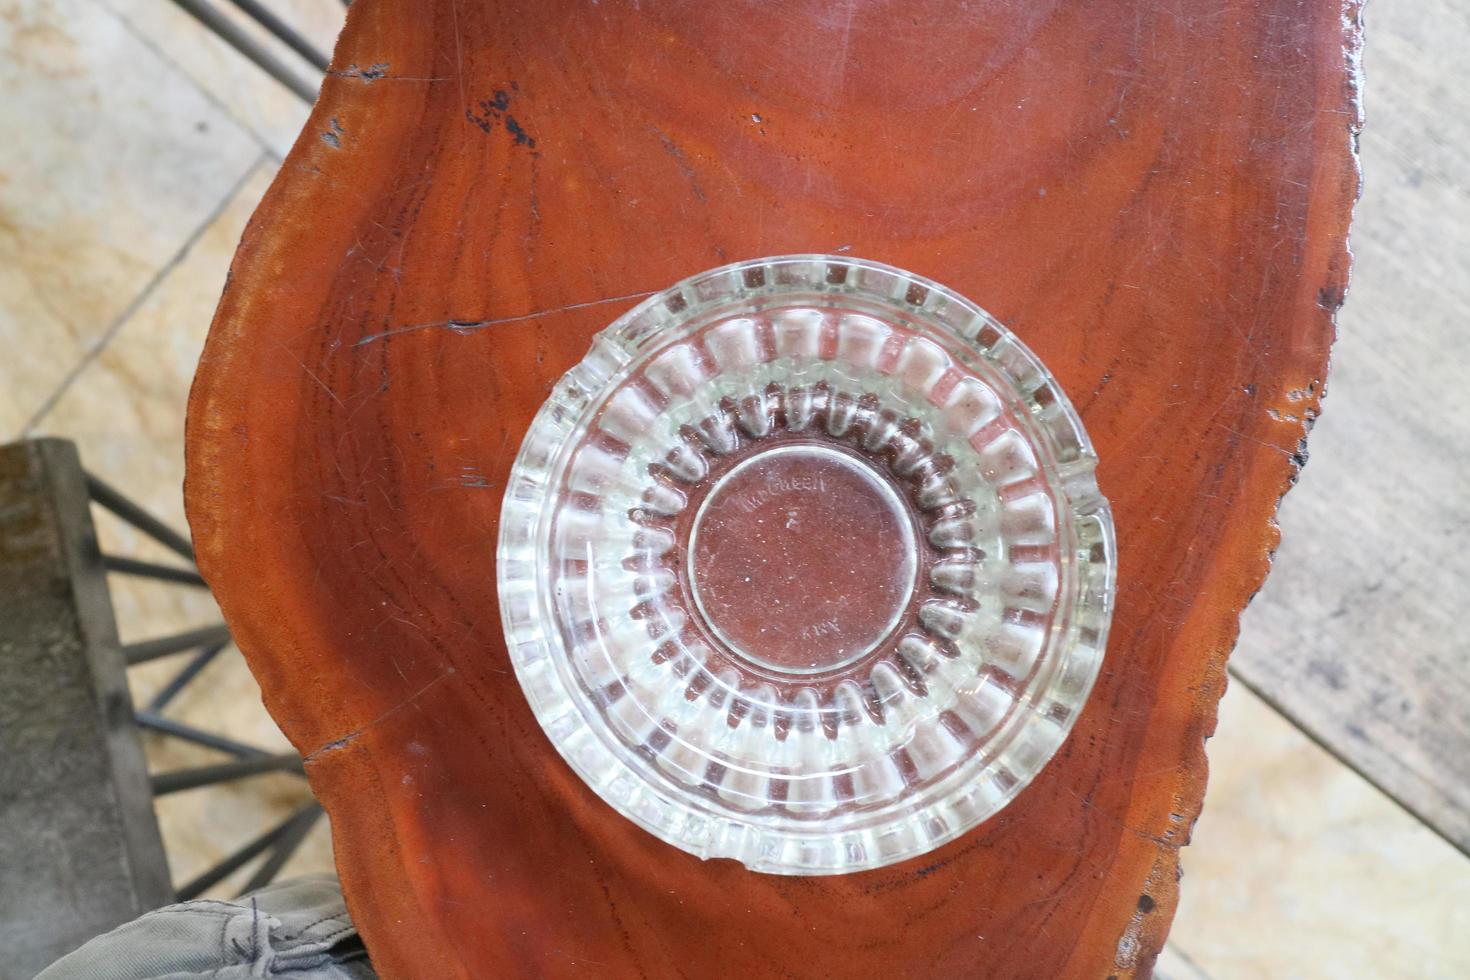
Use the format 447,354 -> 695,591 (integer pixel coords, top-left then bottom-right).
184,2 -> 1360,976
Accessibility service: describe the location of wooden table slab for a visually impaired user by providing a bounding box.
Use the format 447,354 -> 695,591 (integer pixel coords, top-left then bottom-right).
185,1 -> 1361,976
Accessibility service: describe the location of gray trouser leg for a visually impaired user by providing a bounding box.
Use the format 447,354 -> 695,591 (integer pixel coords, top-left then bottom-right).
36,875 -> 375,980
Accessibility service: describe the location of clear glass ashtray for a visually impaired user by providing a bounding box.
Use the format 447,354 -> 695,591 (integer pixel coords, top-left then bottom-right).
498,256 -> 1115,874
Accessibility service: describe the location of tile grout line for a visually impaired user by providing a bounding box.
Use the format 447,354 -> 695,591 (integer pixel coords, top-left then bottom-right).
1159,940 -> 1214,980
93,0 -> 303,162
1225,664 -> 1470,861
22,153 -> 274,437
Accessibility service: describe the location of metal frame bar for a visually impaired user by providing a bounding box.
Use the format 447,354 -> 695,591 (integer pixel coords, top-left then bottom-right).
76,453 -> 329,903
102,554 -> 209,589
135,712 -> 270,759
80,466 -> 323,899
85,473 -> 195,563
146,640 -> 230,712
224,0 -> 331,71
151,754 -> 305,796
237,803 -> 324,896
169,0 -> 320,103
174,802 -> 321,901
124,624 -> 233,666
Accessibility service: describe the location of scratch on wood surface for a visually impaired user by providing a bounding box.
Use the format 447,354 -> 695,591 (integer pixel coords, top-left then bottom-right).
825,0 -> 858,95
306,667 -> 457,762
279,345 -> 346,408
651,127 -> 706,203
351,290 -> 657,348
327,63 -> 447,84
330,62 -> 389,82
449,0 -> 468,132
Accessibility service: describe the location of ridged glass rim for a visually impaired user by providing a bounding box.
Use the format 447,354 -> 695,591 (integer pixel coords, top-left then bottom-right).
497,255 -> 1116,874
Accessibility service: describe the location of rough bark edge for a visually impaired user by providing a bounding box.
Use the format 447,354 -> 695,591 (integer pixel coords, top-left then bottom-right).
1121,2 -> 1365,974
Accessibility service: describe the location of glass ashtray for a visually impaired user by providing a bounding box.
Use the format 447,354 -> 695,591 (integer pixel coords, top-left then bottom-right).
498,256 -> 1115,874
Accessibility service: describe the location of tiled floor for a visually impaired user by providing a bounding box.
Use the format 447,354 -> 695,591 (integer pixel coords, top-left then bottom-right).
2,1 -> 1467,976
1165,683 -> 1470,978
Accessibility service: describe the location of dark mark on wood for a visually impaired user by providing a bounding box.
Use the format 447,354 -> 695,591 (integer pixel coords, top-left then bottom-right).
334,62 -> 389,82
505,115 -> 534,147
467,87 -> 536,147
652,128 -> 706,202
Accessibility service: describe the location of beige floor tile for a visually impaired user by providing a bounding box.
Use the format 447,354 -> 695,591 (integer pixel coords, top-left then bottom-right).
33,160 -> 335,897
1156,943 -> 1211,980
99,0 -> 346,157
0,0 -> 260,436
1167,681 -> 1470,979
36,163 -> 278,650
152,772 -> 329,896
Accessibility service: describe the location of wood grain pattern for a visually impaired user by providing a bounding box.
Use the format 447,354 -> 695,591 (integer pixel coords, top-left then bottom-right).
184,2 -> 1361,976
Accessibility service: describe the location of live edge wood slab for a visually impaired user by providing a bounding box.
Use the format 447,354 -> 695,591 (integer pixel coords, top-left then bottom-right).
184,2 -> 1361,976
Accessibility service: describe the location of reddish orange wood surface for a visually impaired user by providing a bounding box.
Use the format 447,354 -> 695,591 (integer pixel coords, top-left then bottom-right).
185,2 -> 1360,976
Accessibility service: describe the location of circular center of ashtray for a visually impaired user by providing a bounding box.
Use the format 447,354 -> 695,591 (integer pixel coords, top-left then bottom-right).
687,444 -> 917,676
